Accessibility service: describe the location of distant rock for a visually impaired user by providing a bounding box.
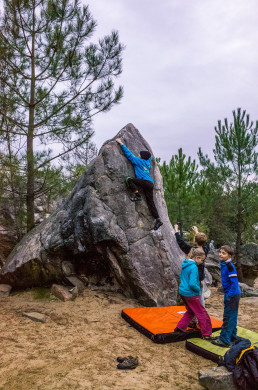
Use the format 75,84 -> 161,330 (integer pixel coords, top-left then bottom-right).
238,282 -> 258,297
205,250 -> 221,282
239,243 -> 258,286
205,243 -> 258,287
0,124 -> 184,306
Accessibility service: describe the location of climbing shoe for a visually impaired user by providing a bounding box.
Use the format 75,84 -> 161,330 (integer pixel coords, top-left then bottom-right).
211,338 -> 230,348
117,356 -> 138,370
116,355 -> 133,363
174,327 -> 185,333
154,219 -> 163,230
130,193 -> 142,202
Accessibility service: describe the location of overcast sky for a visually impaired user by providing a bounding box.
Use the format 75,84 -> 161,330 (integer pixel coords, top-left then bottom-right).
84,0 -> 258,163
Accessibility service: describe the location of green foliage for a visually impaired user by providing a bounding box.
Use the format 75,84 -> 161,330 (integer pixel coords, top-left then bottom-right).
214,108 -> 257,190
212,108 -> 257,278
158,109 -> 257,253
158,148 -> 198,234
197,149 -> 234,246
60,140 -> 98,192
0,0 -> 124,230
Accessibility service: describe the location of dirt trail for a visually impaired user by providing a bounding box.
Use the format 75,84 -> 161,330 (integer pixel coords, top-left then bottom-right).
0,287 -> 257,390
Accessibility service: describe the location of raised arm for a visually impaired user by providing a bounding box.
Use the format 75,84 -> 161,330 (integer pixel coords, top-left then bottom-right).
115,138 -> 142,165
174,224 -> 192,255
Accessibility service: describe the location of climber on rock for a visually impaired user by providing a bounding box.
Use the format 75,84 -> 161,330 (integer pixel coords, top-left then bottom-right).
115,138 -> 163,231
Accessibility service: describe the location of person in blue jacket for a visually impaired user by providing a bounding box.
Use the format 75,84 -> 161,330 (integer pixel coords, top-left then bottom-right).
115,138 -> 163,230
212,245 -> 241,348
174,248 -> 212,338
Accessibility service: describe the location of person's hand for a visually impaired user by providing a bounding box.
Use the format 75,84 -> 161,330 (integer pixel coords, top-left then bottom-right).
192,226 -> 198,234
174,224 -> 179,232
115,138 -> 123,145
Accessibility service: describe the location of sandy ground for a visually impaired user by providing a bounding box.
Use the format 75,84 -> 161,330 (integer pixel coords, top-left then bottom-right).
0,287 -> 257,390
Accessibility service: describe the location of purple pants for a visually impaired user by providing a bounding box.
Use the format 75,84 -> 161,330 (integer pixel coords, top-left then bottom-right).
177,295 -> 212,336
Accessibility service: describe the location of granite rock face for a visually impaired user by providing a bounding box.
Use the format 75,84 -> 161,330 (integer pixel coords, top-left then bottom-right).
0,124 -> 183,306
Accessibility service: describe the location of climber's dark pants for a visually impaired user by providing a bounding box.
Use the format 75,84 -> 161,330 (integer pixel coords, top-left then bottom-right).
126,178 -> 160,219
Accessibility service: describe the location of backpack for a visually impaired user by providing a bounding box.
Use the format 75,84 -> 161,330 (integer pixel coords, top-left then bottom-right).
233,346 -> 258,390
222,338 -> 258,390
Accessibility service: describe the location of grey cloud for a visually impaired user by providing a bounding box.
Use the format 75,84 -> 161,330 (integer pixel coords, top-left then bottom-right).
84,0 -> 258,163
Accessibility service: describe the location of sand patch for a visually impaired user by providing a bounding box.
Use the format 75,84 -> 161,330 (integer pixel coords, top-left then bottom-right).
0,287 -> 257,390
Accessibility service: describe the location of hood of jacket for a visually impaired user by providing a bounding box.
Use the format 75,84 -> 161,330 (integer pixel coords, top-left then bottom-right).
181,259 -> 196,269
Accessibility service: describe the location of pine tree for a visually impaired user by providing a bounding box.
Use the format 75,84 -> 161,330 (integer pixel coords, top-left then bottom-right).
159,148 -> 198,235
197,149 -> 233,246
213,108 -> 257,280
0,0 -> 124,231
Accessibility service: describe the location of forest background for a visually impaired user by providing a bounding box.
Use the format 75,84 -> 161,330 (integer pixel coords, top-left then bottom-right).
0,1 -> 257,283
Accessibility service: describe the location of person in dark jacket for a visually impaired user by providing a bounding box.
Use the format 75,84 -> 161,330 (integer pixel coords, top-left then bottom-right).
212,245 -> 241,348
174,248 -> 212,339
174,224 -> 209,307
116,138 -> 163,230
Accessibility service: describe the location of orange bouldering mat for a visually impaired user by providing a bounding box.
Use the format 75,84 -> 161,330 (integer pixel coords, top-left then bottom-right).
121,306 -> 223,343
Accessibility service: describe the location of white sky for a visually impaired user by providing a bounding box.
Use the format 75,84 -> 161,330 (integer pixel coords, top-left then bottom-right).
84,0 -> 258,163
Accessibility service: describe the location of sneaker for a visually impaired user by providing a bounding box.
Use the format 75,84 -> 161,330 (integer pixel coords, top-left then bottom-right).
117,357 -> 138,370
117,355 -> 133,363
202,336 -> 213,341
211,338 -> 230,348
154,219 -> 163,230
130,193 -> 142,202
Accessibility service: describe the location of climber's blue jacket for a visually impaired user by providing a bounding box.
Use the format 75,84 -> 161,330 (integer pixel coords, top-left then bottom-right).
220,259 -> 241,298
121,144 -> 154,183
179,259 -> 201,297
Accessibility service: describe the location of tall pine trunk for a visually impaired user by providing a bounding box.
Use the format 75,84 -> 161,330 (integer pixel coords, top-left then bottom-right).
235,170 -> 243,281
178,198 -> 183,236
26,5 -> 35,232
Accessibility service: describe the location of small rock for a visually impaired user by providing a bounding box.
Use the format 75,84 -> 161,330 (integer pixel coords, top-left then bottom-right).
0,284 -> 12,296
199,366 -> 236,390
61,261 -> 75,276
51,284 -> 73,301
22,312 -> 46,323
79,275 -> 89,286
66,275 -> 86,293
69,286 -> 79,297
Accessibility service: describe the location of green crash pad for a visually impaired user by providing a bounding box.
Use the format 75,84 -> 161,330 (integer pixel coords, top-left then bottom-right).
185,327 -> 258,363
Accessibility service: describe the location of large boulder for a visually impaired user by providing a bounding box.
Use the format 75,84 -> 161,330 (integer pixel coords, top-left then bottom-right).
0,124 -> 183,306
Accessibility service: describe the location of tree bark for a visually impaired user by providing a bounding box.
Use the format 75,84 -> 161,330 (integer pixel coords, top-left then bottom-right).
235,166 -> 243,281
26,4 -> 36,232
178,198 -> 183,236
